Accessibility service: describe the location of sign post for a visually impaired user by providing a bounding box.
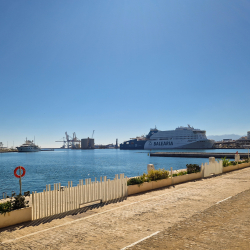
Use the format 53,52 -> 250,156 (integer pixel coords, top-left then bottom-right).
14,166 -> 26,195
19,166 -> 22,195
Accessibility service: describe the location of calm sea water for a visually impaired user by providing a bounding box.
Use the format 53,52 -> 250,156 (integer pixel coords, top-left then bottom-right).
0,148 -> 248,196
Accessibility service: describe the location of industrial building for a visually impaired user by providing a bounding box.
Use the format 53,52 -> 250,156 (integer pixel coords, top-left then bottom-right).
81,138 -> 95,149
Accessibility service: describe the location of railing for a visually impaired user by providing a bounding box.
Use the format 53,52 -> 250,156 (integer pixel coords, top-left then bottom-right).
32,174 -> 127,220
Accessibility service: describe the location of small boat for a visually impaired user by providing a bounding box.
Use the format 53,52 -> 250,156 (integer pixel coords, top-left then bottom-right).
16,138 -> 41,152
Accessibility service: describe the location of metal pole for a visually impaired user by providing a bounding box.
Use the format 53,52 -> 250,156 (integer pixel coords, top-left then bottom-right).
19,166 -> 22,195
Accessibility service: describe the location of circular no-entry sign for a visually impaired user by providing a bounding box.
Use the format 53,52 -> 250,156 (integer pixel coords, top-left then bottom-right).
14,166 -> 26,178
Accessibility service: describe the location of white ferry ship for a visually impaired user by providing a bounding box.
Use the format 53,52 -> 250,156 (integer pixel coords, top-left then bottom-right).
16,138 -> 41,152
144,125 -> 214,149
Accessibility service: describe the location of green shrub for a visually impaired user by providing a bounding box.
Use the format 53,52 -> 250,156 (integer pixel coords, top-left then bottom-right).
173,171 -> 187,177
186,164 -> 200,174
24,191 -> 30,196
147,169 -> 169,181
12,194 -> 28,210
221,157 -> 231,167
177,171 -> 187,176
127,173 -> 148,186
127,177 -> 144,186
127,169 -> 169,186
230,161 -> 244,166
0,201 -> 12,215
0,193 -> 29,215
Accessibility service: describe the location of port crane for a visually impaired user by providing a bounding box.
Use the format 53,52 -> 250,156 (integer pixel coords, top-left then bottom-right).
56,132 -> 81,149
55,137 -> 67,148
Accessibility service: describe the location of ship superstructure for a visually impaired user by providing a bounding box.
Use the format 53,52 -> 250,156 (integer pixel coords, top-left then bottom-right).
144,125 -> 214,149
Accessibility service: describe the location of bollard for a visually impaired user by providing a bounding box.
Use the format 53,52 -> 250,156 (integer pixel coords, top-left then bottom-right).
147,164 -> 155,173
235,154 -> 240,162
209,157 -> 215,163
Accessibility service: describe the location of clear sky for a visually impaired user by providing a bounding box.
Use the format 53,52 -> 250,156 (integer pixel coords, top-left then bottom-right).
1,0 -> 250,148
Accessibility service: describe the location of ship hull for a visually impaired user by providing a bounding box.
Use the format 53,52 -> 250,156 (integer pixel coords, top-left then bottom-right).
16,147 -> 40,152
120,140 -> 146,150
144,139 -> 214,150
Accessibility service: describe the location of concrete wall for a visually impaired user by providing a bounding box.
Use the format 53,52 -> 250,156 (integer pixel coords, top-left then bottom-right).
128,178 -> 172,196
172,172 -> 202,185
0,207 -> 32,229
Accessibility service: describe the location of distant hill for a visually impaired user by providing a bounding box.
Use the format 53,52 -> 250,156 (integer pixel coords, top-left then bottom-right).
207,134 -> 244,141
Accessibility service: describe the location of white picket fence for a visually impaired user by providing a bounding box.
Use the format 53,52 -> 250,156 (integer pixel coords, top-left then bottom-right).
202,160 -> 223,177
31,174 -> 127,220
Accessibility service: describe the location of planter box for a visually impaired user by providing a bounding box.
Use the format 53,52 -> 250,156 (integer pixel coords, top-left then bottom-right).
172,172 -> 202,185
152,178 -> 172,190
0,207 -> 32,229
223,162 -> 250,173
127,172 -> 202,196
238,162 -> 250,169
128,178 -> 172,196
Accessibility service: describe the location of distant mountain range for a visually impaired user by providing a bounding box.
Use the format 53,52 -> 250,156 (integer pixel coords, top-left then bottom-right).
207,134 -> 244,141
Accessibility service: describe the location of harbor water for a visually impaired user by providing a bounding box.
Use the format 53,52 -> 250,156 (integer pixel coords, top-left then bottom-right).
0,148 -> 248,196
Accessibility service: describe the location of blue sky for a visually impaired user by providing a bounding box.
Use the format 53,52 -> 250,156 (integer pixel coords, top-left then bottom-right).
1,0 -> 250,148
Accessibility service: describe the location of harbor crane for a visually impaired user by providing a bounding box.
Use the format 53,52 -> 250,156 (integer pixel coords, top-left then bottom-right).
55,132 -> 81,149
55,137 -> 67,148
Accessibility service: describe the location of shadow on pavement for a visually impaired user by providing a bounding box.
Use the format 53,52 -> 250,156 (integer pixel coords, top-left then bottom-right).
0,197 -> 127,233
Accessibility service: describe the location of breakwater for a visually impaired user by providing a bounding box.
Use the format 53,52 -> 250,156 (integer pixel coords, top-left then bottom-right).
150,152 -> 249,159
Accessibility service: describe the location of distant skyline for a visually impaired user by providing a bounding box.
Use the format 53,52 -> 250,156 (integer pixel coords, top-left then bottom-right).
207,134 -> 245,141
1,1 -> 250,148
